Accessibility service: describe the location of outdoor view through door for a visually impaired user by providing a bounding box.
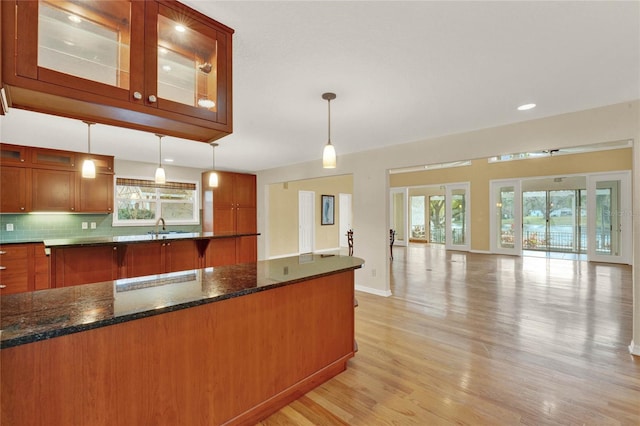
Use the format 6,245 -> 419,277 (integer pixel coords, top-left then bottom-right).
492,172 -> 629,263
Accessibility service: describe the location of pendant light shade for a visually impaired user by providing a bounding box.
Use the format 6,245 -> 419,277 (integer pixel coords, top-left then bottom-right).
321,92 -> 337,169
81,121 -> 96,179
155,134 -> 166,184
209,142 -> 219,187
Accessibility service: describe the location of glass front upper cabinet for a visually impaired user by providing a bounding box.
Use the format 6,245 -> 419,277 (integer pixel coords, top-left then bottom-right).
37,0 -> 132,91
149,2 -> 226,122
6,0 -> 233,136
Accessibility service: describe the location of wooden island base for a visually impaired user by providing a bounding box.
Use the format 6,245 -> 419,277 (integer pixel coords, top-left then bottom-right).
1,271 -> 356,425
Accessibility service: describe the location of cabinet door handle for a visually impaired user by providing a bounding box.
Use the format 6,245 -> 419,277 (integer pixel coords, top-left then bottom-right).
20,207 -> 25,211
71,207 -> 75,211
0,251 -> 6,255
133,91 -> 142,100
0,285 -> 6,289
0,266 -> 6,270
148,95 -> 157,103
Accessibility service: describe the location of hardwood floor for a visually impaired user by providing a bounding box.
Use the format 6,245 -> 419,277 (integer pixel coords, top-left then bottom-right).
259,245 -> 639,425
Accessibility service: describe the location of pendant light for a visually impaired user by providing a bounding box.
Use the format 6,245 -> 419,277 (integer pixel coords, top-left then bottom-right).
322,92 -> 337,168
155,134 -> 166,184
81,121 -> 96,179
209,142 -> 219,187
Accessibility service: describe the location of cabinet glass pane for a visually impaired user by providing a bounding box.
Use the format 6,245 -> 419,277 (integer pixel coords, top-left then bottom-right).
38,0 -> 131,89
157,14 -> 217,110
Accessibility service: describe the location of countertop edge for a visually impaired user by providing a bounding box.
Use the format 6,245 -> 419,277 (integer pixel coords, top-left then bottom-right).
0,262 -> 363,349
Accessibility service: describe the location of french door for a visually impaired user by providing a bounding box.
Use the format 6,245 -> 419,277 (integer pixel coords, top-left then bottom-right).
490,180 -> 522,256
586,172 -> 631,264
445,183 -> 470,251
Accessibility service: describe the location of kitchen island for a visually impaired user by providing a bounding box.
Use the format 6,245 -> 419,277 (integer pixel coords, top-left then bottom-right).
1,254 -> 364,425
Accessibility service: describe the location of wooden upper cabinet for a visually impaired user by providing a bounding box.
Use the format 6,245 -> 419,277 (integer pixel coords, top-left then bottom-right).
205,171 -> 257,234
0,143 -> 114,213
32,168 -> 76,212
1,0 -> 234,142
78,173 -> 113,213
0,166 -> 30,213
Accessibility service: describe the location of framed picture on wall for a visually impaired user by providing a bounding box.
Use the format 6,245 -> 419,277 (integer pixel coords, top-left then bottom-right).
321,195 -> 335,225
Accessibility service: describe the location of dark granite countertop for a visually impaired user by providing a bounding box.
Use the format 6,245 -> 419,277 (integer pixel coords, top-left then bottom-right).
42,232 -> 260,248
0,254 -> 364,349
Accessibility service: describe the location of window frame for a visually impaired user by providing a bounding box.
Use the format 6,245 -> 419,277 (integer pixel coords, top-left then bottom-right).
112,176 -> 200,227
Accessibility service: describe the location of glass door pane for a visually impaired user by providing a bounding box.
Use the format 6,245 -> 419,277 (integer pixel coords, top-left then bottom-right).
595,183 -> 618,255
410,196 -> 426,241
587,172 -> 631,264
38,0 -> 131,89
157,13 -> 217,111
429,195 -> 445,244
445,183 -> 470,251
548,190 -> 576,252
490,180 -> 521,255
522,191 -> 547,250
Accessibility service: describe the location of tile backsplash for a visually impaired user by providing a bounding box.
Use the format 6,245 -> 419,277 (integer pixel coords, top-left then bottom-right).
0,214 -> 202,242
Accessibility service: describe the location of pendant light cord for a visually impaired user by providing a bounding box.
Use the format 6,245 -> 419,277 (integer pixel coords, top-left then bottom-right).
327,97 -> 332,145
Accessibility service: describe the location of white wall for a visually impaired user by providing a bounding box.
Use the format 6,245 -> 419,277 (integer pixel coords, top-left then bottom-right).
256,100 -> 640,353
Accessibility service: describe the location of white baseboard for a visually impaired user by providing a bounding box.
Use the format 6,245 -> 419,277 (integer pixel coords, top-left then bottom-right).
629,340 -> 640,356
355,285 -> 392,297
314,247 -> 341,254
470,249 -> 492,254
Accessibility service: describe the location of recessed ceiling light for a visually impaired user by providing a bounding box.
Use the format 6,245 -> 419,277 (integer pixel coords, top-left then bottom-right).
517,103 -> 536,111
162,65 -> 172,72
175,25 -> 186,33
68,14 -> 82,23
164,158 -> 174,163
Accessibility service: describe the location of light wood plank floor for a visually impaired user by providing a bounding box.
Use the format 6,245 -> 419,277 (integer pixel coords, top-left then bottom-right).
259,245 -> 639,425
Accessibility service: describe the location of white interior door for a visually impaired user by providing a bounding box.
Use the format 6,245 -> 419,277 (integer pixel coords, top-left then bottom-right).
490,179 -> 522,256
339,193 -> 353,247
298,191 -> 315,254
389,188 -> 408,246
445,183 -> 471,251
587,172 -> 631,264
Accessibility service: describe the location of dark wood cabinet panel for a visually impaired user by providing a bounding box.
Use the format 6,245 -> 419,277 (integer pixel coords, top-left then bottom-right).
236,236 -> 257,264
0,244 -> 30,294
0,243 -> 50,293
0,166 -> 30,212
165,240 -> 198,273
203,171 -> 257,262
32,169 -> 76,212
126,240 -> 198,278
212,207 -> 236,233
237,208 -> 257,234
205,238 -> 236,267
52,245 -> 118,287
1,0 -> 234,142
0,143 -> 114,213
34,245 -> 50,290
125,242 -> 164,279
78,173 -> 114,213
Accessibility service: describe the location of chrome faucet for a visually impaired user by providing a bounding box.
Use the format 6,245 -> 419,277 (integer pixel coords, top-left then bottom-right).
155,217 -> 166,235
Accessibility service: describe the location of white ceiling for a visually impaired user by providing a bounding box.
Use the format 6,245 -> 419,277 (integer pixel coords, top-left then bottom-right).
1,1 -> 639,173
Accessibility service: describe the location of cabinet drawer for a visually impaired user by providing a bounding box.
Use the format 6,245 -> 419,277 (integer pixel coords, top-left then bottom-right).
0,245 -> 30,294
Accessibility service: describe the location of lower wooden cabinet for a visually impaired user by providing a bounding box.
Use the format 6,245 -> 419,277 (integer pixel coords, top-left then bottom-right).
125,240 -> 198,279
51,245 -> 119,287
0,243 -> 50,294
205,238 -> 237,267
47,236 -> 258,288
236,235 -> 257,264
